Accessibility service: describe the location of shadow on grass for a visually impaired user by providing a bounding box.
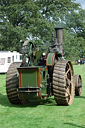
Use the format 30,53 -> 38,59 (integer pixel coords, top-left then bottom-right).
64,123 -> 85,128
75,96 -> 85,99
1,94 -> 85,108
0,93 -> 57,108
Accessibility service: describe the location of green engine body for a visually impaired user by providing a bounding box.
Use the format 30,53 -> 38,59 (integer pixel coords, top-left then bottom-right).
17,52 -> 55,101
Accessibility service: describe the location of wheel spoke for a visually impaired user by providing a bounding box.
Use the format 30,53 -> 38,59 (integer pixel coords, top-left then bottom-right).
66,78 -> 71,87
65,68 -> 70,75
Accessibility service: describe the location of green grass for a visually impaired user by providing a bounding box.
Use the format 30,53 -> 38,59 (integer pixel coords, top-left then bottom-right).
0,65 -> 85,128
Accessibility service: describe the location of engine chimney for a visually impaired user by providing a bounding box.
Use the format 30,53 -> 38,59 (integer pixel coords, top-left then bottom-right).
55,27 -> 63,54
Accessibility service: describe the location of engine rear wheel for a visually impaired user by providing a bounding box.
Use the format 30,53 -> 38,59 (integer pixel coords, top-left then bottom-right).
53,60 -> 74,105
75,75 -> 82,96
6,62 -> 22,104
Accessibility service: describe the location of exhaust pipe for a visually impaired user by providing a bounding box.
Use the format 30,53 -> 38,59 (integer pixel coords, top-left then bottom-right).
55,27 -> 63,55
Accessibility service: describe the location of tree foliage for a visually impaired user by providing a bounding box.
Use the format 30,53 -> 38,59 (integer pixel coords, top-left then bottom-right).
63,29 -> 85,60
62,8 -> 85,60
0,0 -> 85,60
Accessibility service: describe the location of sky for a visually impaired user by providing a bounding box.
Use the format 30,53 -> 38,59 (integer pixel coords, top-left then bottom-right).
75,0 -> 85,9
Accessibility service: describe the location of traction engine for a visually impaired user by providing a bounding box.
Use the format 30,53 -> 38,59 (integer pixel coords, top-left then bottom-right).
6,27 -> 82,105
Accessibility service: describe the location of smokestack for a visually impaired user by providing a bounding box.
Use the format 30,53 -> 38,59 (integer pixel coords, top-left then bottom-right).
55,27 -> 63,54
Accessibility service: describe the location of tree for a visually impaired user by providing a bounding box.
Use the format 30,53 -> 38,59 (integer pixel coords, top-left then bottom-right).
61,7 -> 85,60
63,29 -> 85,60
0,0 -> 80,51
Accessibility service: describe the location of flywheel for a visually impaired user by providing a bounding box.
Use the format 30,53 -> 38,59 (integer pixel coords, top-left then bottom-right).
53,60 -> 74,105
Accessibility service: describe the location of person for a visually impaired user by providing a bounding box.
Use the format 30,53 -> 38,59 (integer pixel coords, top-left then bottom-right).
78,59 -> 80,65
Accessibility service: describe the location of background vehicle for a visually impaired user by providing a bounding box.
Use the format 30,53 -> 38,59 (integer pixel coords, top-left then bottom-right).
80,58 -> 85,64
6,27 -> 82,106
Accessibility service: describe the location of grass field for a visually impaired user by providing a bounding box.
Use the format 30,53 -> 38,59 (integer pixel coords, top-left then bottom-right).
0,65 -> 85,128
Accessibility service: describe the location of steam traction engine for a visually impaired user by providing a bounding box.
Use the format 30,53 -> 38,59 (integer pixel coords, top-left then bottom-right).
6,27 -> 82,105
